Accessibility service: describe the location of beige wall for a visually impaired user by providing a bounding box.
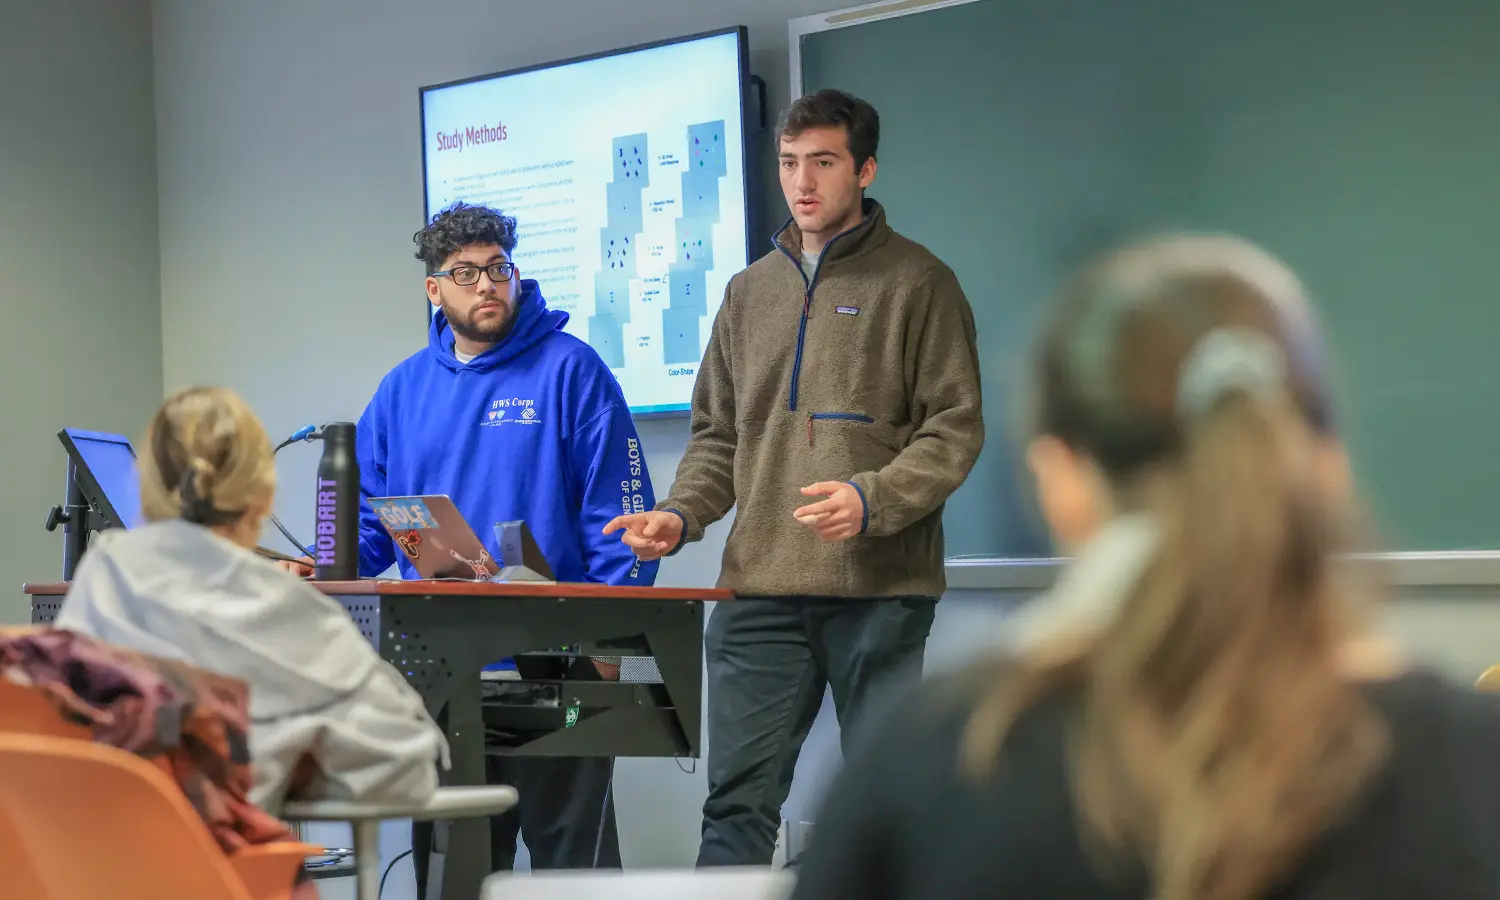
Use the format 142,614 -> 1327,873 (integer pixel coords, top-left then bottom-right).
0,0 -> 162,621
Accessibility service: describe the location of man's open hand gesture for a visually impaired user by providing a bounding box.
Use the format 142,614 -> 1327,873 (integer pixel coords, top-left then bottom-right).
603,511 -> 683,561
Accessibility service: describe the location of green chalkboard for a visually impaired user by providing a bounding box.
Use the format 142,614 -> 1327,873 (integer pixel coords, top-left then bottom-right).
800,0 -> 1500,557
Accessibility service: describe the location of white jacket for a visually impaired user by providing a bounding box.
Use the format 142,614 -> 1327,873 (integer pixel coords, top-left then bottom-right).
54,519 -> 449,814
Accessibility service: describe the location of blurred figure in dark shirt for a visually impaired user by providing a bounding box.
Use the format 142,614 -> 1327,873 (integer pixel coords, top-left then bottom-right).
792,234 -> 1500,900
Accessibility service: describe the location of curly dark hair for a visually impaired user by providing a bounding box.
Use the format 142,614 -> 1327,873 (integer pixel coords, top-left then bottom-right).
777,89 -> 880,171
413,201 -> 519,273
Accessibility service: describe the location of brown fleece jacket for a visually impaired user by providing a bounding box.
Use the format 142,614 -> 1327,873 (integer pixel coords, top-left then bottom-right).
658,199 -> 984,598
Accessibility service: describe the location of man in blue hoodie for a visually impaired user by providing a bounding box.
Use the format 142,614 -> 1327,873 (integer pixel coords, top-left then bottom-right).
361,201 -> 657,885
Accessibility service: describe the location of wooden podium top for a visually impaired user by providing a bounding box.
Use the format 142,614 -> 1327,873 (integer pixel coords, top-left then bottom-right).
23,579 -> 730,602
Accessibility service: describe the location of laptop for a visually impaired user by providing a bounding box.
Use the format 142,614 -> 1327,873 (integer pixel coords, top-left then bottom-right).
367,494 -> 499,580
367,494 -> 555,582
368,494 -> 559,680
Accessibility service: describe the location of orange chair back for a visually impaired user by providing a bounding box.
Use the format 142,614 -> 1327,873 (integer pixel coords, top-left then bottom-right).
0,801 -> 46,900
0,679 -> 90,738
0,732 -> 254,900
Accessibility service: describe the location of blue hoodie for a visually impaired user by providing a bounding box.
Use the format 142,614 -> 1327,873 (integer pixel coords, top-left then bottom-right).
352,280 -> 658,596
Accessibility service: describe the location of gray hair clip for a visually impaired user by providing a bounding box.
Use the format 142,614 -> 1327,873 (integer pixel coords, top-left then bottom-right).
1176,327 -> 1285,421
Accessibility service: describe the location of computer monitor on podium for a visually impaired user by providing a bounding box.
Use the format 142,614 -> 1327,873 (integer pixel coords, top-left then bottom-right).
59,429 -> 144,530
46,428 -> 144,580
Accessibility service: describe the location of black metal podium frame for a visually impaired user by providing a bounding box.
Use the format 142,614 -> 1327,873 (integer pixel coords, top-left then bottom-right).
316,579 -> 723,900
330,585 -> 706,757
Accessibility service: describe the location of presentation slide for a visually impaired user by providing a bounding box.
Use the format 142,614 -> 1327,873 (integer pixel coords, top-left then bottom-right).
420,29 -> 750,415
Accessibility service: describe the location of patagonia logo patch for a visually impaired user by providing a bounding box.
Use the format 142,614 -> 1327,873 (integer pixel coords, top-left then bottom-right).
835,306 -> 860,316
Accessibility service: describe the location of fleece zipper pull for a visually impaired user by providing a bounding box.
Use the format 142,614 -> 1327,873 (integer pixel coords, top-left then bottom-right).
806,412 -> 815,447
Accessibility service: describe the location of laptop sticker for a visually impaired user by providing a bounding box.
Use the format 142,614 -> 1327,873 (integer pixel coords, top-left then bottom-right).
394,529 -> 422,559
449,547 -> 494,579
370,497 -> 437,532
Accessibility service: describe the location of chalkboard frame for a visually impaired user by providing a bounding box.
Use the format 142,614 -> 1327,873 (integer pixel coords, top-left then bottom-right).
789,0 -> 987,100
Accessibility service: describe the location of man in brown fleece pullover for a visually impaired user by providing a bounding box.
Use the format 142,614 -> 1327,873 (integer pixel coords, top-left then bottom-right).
604,89 -> 984,866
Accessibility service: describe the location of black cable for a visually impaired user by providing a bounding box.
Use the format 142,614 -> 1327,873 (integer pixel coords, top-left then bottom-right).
378,848 -> 412,899
269,512 -> 309,558
269,430 -> 319,557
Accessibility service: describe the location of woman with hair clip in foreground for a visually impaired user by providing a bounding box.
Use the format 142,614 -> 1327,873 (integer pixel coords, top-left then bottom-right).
54,386 -> 448,814
790,235 -> 1500,900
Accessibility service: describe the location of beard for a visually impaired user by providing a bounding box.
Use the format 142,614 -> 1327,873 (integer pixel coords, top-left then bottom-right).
442,297 -> 516,345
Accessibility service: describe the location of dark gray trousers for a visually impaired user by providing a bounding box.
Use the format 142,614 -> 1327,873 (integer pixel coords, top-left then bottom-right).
695,597 -> 937,867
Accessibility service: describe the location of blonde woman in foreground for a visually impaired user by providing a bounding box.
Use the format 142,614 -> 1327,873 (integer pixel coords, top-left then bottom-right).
790,235 -> 1500,900
55,386 -> 447,814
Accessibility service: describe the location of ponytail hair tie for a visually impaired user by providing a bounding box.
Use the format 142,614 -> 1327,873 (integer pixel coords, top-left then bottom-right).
1176,327 -> 1285,423
179,462 -> 241,525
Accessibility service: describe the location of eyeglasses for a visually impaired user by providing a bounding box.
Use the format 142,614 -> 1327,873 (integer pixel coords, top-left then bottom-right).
432,261 -> 516,286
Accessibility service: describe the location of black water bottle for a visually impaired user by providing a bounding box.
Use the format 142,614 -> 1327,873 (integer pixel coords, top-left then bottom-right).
313,422 -> 360,581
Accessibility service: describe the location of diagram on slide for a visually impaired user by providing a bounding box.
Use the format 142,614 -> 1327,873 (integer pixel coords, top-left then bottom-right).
591,134 -> 649,369
664,120 -> 727,365
588,132 -> 648,369
589,120 -> 728,371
